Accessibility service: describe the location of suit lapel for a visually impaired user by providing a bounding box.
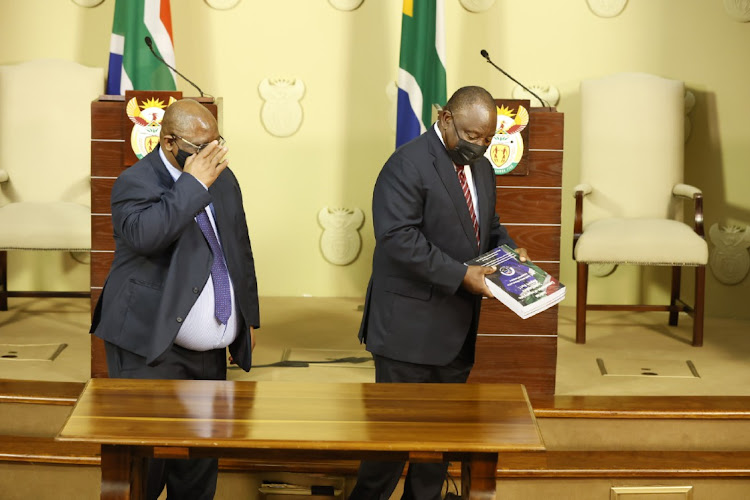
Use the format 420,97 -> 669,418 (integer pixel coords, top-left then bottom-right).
427,128 -> 479,251
148,145 -> 175,189
207,178 -> 227,241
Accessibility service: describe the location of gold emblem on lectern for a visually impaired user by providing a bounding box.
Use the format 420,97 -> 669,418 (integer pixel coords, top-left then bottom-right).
126,96 -> 177,159
486,104 -> 529,175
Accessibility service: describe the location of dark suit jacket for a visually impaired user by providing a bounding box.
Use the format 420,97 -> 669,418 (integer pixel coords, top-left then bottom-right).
91,147 -> 259,370
358,127 -> 515,366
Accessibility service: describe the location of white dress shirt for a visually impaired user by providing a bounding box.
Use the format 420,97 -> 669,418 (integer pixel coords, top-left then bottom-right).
158,147 -> 238,351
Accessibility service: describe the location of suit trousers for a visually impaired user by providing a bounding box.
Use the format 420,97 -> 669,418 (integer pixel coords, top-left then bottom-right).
349,335 -> 474,500
104,341 -> 227,500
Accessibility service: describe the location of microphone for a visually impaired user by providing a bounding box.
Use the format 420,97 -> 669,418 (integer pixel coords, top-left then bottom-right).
144,36 -> 207,97
480,49 -> 549,108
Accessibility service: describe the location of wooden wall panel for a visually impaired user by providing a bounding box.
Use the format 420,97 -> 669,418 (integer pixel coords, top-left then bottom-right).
91,336 -> 108,378
91,178 -> 116,214
90,288 -> 102,311
498,150 -> 562,188
503,225 -> 560,262
479,300 -> 559,335
91,141 -> 124,178
91,252 -> 114,287
497,188 -> 562,224
528,110 -> 564,150
91,101 -> 123,140
91,216 -> 114,251
468,336 -> 557,404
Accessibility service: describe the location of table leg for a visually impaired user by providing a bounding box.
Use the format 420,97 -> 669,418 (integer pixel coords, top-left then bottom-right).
100,445 -> 146,500
461,452 -> 498,500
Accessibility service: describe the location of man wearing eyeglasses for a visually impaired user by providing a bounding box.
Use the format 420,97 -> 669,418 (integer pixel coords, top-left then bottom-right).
91,98 -> 259,500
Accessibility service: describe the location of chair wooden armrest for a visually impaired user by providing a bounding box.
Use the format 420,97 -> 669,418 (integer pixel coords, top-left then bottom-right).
673,183 -> 704,237
573,184 -> 592,259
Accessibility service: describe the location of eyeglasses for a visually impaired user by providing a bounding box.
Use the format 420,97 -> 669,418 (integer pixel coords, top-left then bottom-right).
171,134 -> 225,153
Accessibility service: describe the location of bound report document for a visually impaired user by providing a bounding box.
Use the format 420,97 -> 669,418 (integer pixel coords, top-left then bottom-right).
465,245 -> 566,319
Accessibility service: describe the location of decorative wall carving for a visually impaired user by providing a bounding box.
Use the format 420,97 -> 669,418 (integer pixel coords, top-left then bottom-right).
511,84 -> 560,107
459,0 -> 496,12
709,224 -> 750,285
723,0 -> 750,22
258,78 -> 305,137
205,0 -> 241,10
328,0 -> 365,11
586,0 -> 627,18
590,263 -> 617,277
71,0 -> 104,6
318,207 -> 365,265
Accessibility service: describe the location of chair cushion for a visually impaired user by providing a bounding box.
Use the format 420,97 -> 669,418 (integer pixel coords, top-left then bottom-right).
575,218 -> 707,265
0,202 -> 90,251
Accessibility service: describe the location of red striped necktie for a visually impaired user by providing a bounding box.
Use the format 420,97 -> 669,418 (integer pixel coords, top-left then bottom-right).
455,165 -> 480,247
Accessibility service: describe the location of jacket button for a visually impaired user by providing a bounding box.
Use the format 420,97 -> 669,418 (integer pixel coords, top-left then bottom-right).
193,287 -> 200,294
176,317 -> 183,323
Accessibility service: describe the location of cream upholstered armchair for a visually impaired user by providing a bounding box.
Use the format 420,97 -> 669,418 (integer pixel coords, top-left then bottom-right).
573,72 -> 708,346
0,59 -> 103,310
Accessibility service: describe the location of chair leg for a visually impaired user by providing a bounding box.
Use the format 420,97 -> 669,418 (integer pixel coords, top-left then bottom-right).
576,262 -> 589,344
0,251 -> 7,311
669,266 -> 681,326
693,265 -> 705,347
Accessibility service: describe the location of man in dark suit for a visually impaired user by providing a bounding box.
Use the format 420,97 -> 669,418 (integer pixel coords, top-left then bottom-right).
91,99 -> 259,500
350,86 -> 528,500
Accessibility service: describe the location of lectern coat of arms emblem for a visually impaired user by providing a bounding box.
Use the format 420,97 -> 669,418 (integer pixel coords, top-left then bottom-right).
126,96 -> 177,159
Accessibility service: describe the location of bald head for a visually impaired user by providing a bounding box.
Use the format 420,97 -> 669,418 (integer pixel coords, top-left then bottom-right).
160,99 -> 217,139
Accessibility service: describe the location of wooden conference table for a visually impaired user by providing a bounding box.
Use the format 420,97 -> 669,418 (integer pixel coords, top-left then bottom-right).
57,379 -> 544,499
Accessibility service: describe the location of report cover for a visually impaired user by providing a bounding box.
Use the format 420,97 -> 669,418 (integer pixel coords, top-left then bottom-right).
466,245 -> 565,319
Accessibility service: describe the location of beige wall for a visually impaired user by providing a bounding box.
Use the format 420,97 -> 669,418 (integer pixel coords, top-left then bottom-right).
1,0 -> 748,317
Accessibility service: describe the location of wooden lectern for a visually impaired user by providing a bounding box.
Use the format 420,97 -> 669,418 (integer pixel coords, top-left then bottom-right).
468,106 -> 564,405
89,93 -> 220,378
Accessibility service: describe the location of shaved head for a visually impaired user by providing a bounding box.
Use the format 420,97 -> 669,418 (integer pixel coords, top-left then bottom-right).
160,99 -> 217,138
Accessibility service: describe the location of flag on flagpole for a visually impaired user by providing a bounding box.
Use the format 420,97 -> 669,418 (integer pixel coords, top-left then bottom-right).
106,0 -> 177,95
395,0 -> 446,148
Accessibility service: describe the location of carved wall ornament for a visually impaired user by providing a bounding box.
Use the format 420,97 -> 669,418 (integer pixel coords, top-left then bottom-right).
724,0 -> 750,21
590,263 -> 618,277
709,224 -> 750,285
459,0 -> 496,13
511,84 -> 560,107
684,90 -> 696,142
205,0 -> 241,10
71,0 -> 104,6
328,0 -> 365,11
318,207 -> 365,266
258,78 -> 305,138
586,0 -> 627,18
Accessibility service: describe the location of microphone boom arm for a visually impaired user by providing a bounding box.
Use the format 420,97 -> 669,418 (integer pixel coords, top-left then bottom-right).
481,51 -> 549,108
144,36 -> 207,98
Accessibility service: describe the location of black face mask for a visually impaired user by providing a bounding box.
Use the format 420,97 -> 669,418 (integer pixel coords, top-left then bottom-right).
173,147 -> 192,169
446,117 -> 488,165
